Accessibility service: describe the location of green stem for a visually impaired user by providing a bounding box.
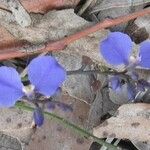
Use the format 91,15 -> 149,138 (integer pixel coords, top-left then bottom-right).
21,69 -> 128,82
15,102 -> 118,150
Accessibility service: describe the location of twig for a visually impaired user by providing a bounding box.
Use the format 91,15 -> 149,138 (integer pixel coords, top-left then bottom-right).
100,138 -> 114,150
15,102 -> 118,150
77,0 -> 94,15
0,8 -> 150,60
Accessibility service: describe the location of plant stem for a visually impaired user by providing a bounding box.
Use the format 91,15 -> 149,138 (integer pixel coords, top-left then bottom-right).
22,69 -> 128,82
67,70 -> 124,75
67,69 -> 129,81
15,102 -> 118,150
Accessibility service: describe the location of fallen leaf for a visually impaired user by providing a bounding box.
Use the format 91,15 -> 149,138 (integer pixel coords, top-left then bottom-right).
93,103 -> 150,142
27,94 -> 92,150
0,132 -> 22,150
0,0 -> 80,14
0,107 -> 34,148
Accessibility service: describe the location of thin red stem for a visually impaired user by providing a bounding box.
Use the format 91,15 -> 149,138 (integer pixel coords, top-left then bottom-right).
0,8 -> 150,60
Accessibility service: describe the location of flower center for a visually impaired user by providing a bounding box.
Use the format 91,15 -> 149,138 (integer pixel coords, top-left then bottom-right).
22,84 -> 35,97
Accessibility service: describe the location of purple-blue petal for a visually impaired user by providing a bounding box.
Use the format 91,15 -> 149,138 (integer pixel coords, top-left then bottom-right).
100,32 -> 132,65
28,56 -> 66,96
33,107 -> 44,127
138,79 -> 150,89
56,102 -> 73,112
127,83 -> 136,100
137,83 -> 145,92
128,71 -> 139,81
0,67 -> 24,107
139,41 -> 150,68
46,101 -> 56,110
110,76 -> 121,91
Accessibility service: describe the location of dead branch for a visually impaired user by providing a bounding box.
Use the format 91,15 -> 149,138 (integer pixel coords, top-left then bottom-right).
0,8 -> 149,61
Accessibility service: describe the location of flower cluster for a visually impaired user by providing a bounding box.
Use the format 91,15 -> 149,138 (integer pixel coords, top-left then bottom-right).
0,56 -> 67,126
99,32 -> 150,100
0,32 -> 149,127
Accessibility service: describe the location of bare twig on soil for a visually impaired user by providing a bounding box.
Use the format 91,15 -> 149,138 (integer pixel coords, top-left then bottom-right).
0,8 -> 150,60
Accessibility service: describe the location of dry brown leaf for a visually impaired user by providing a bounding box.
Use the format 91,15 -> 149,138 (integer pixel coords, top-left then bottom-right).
21,0 -> 80,13
93,103 -> 150,142
0,26 -> 20,47
0,25 -> 27,56
27,94 -> 92,150
0,0 -> 80,13
0,107 -> 34,149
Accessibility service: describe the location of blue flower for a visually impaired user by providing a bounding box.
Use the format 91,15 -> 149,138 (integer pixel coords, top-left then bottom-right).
127,83 -> 137,100
0,67 -> 24,107
0,56 -> 66,107
100,32 -> 132,65
33,107 -> 44,127
100,32 -> 150,68
99,32 -> 150,100
137,79 -> 150,92
110,76 -> 122,91
139,41 -> 150,68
